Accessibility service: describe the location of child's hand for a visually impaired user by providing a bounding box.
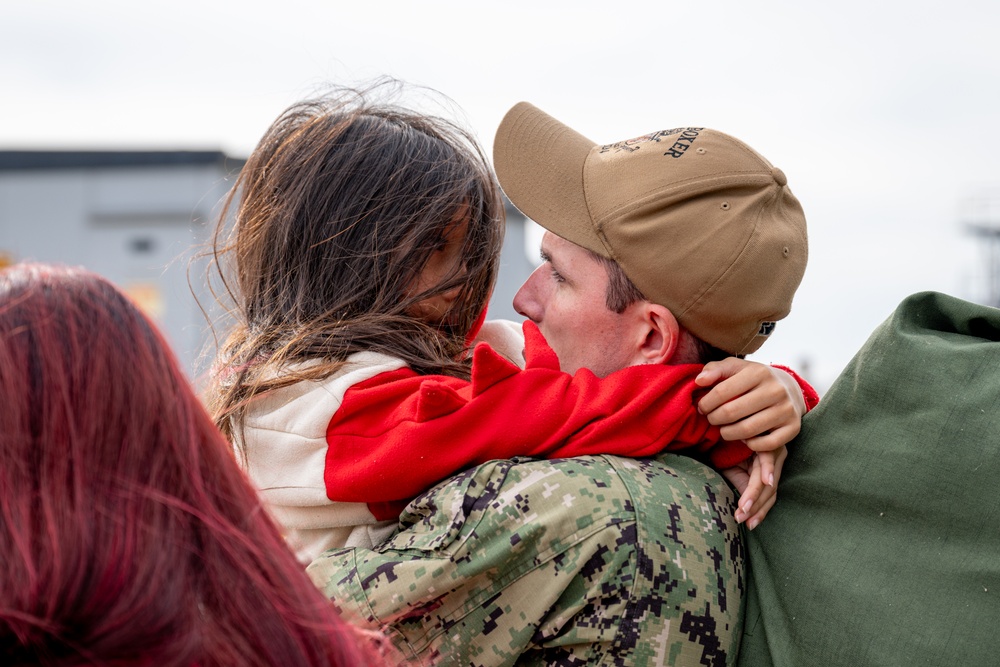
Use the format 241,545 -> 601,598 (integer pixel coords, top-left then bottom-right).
721,447 -> 788,529
694,358 -> 806,451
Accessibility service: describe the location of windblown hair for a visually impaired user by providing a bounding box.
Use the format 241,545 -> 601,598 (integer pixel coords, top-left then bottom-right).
0,263 -> 386,667
208,81 -> 504,440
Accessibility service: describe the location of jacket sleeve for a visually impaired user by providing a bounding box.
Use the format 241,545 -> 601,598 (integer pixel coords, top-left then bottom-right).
772,364 -> 821,412
324,322 -> 734,505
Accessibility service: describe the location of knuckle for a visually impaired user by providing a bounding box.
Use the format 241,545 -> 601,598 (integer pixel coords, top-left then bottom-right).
710,403 -> 736,424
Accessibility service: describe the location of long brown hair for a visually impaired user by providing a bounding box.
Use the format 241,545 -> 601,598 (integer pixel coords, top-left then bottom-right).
0,263 -> 386,666
208,81 -> 504,440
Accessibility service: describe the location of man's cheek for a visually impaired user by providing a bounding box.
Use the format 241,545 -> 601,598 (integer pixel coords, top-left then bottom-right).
545,330 -> 569,366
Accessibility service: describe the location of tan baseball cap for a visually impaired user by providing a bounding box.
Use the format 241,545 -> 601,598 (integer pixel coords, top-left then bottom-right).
493,102 -> 808,355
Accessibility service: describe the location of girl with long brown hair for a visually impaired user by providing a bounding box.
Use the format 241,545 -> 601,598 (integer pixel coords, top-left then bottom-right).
208,82 -> 814,564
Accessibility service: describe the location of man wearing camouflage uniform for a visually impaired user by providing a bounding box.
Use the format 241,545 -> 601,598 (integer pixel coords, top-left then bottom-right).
308,102 -> 809,666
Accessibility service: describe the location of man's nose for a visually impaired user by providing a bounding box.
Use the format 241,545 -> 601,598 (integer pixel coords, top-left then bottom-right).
513,265 -> 544,320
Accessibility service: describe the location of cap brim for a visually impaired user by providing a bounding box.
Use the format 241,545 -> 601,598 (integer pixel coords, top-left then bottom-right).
493,102 -> 607,257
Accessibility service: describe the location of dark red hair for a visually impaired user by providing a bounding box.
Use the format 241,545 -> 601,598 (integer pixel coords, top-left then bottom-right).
0,264 -> 389,666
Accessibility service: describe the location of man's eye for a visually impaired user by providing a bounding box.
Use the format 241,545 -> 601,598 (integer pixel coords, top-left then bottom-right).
550,268 -> 565,283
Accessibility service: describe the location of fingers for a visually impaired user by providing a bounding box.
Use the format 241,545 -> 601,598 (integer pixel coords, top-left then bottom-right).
743,492 -> 778,530
694,357 -> 748,388
698,365 -> 784,422
698,362 -> 805,449
720,464 -> 750,495
757,449 -> 776,487
715,396 -> 799,440
719,403 -> 801,450
771,446 -> 788,487
734,455 -> 764,525
739,448 -> 788,529
742,421 -> 800,452
695,358 -> 764,414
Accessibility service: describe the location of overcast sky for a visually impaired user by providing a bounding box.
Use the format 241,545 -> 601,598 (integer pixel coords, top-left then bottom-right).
3,0 -> 999,389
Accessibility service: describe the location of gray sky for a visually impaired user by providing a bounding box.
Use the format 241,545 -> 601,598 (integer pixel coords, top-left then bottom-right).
3,0 -> 999,389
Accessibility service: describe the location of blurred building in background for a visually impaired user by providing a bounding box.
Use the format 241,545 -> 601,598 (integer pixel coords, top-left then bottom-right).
0,151 -> 243,379
0,151 -> 537,379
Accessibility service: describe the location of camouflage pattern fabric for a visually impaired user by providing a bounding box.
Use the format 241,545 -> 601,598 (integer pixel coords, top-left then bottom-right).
308,454 -> 744,666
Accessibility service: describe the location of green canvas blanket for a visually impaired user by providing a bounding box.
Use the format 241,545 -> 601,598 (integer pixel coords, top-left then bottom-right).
738,291 -> 1000,667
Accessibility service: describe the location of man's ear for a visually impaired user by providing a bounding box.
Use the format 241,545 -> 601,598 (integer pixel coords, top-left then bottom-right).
637,303 -> 680,365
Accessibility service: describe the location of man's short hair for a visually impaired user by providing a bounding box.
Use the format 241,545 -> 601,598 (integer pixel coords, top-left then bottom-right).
591,251 -> 646,315
589,249 -> 730,364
